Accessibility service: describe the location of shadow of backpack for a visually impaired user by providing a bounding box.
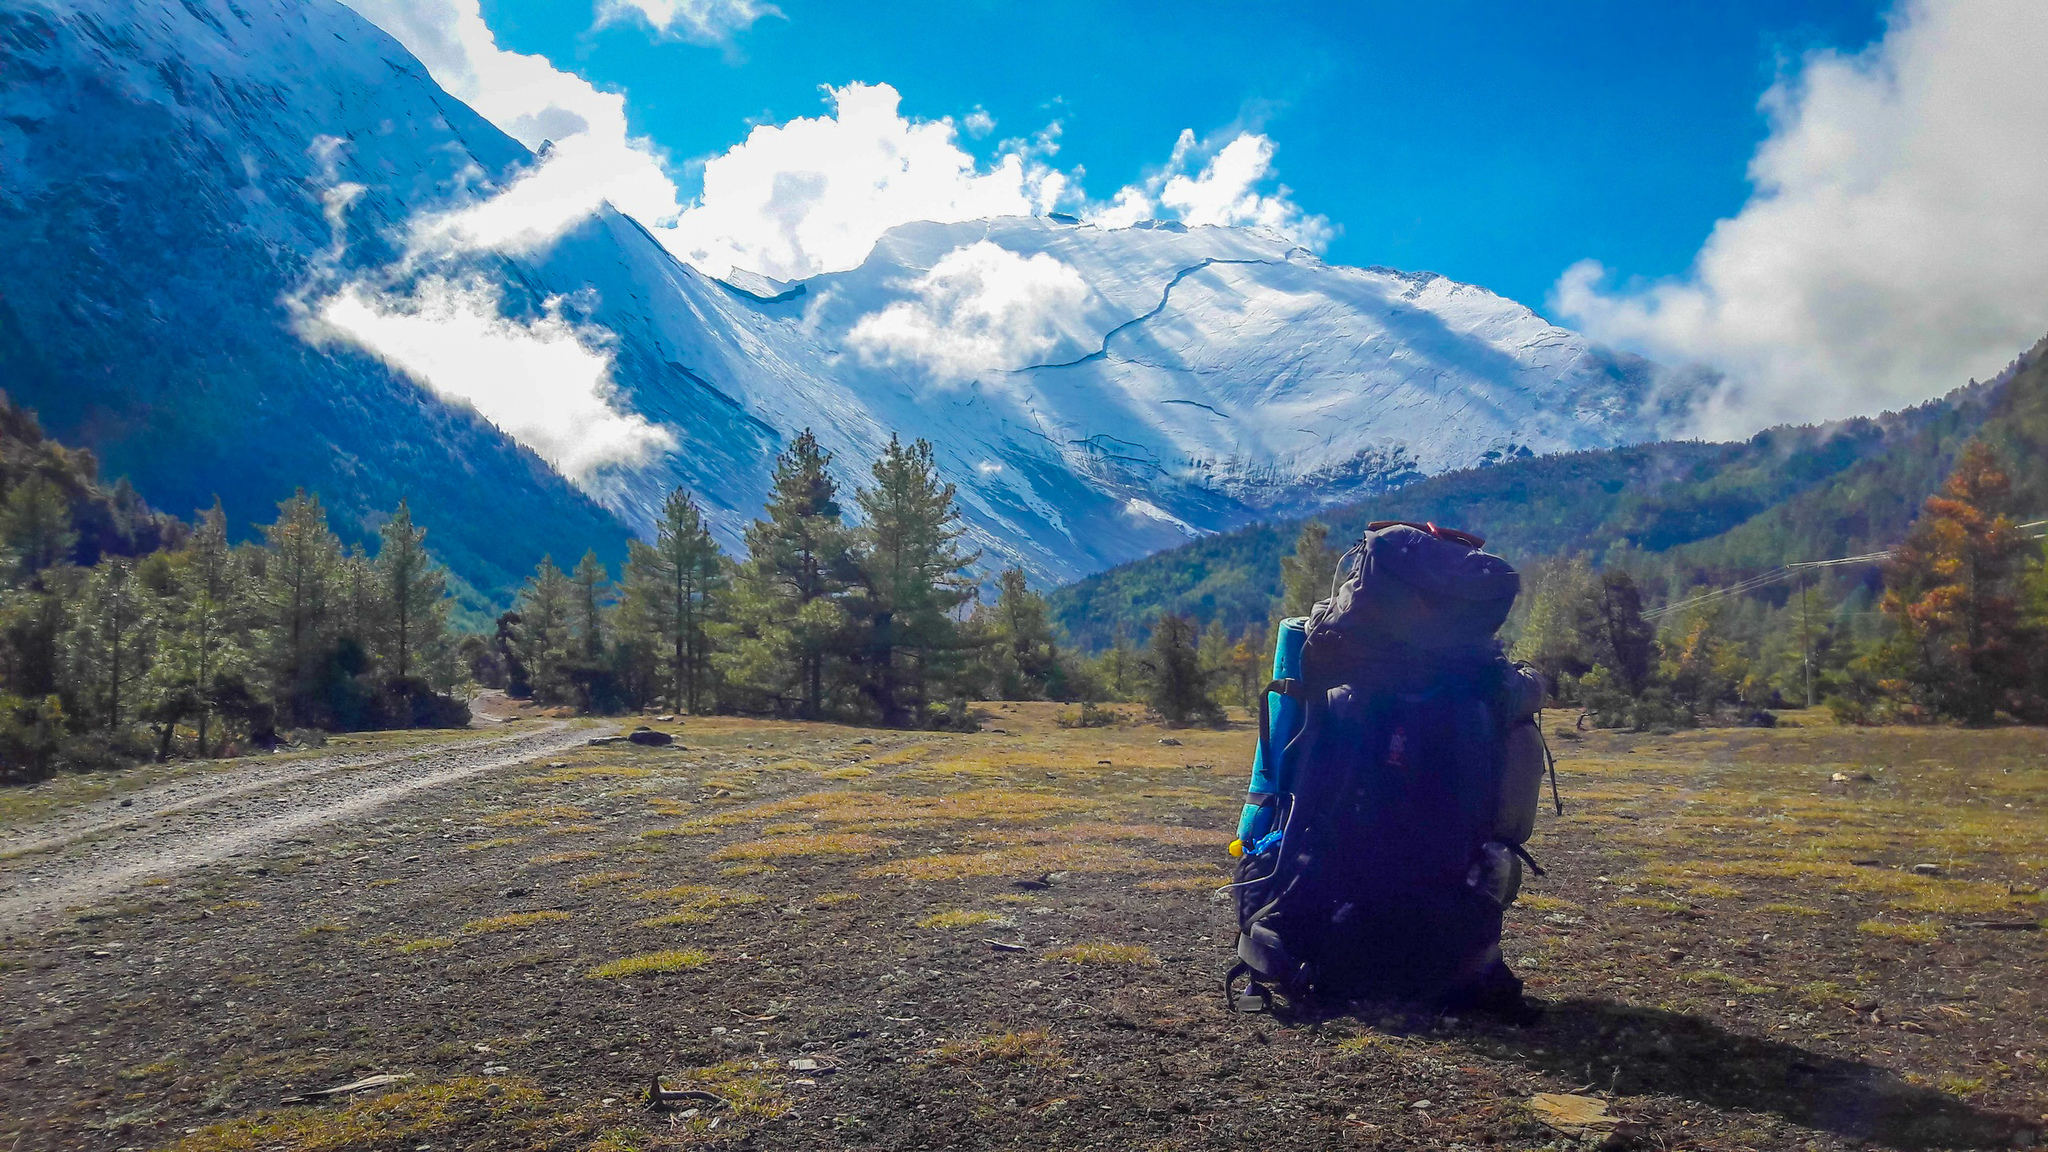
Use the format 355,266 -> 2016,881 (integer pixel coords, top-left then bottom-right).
1227,521 -> 1554,1011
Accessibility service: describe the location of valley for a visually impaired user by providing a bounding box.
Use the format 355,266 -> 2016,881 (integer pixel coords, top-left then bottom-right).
2,707 -> 2042,1151
3,2 -> 2045,1151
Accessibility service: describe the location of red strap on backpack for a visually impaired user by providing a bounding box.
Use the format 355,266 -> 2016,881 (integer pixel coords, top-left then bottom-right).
1365,520 -> 1487,549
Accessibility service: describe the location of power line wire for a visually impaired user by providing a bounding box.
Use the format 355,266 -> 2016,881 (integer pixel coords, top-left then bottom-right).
1643,551 -> 1894,620
1645,515 -> 2048,622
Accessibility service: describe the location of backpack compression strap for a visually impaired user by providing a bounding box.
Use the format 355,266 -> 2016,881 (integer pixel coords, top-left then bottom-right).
1256,677 -> 1307,791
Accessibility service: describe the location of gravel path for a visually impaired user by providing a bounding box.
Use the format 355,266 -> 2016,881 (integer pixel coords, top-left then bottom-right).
0,722 -> 594,933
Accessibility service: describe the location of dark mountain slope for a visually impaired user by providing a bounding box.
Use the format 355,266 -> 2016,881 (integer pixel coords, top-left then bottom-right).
0,0 -> 633,605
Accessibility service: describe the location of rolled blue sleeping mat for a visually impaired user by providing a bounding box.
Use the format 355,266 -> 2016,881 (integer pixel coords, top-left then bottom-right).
1237,616 -> 1309,844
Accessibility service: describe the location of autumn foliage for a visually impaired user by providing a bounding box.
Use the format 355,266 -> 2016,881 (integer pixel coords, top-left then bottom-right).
1877,442 -> 2043,722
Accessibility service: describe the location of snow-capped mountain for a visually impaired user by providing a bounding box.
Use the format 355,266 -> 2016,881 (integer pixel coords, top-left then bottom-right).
557,213 -> 1672,581
0,0 -> 1677,596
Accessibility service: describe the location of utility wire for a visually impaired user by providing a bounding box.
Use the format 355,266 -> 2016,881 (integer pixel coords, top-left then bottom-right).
1644,551 -> 1892,620
1645,515 -> 2048,622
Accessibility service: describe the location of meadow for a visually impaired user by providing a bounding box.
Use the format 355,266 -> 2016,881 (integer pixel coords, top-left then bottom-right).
1,706 -> 2042,1151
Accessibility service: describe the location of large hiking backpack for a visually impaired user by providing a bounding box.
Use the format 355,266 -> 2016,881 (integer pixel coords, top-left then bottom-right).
1228,521 -> 1552,1011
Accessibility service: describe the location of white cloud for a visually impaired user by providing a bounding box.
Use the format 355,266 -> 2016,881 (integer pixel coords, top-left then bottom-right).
652,83 -> 1067,281
1089,186 -> 1155,231
307,135 -> 364,266
311,276 -> 674,482
595,0 -> 779,43
847,241 -> 1092,379
346,3 -> 1331,280
1090,129 -> 1333,250
317,2 -> 680,498
339,0 -> 680,256
1554,1 -> 2048,437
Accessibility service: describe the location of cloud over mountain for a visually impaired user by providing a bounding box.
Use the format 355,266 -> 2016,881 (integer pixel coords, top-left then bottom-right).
338,0 -> 679,255
310,276 -> 674,484
847,240 -> 1094,380
1556,0 -> 2048,437
342,1 -> 1327,281
656,82 -> 1067,282
1091,130 -> 1333,251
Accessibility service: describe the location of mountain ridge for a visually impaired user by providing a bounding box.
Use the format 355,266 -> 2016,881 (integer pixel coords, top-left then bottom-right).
1046,343 -> 2047,651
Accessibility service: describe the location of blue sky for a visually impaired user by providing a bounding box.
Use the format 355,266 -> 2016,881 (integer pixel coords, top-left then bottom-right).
476,0 -> 1884,310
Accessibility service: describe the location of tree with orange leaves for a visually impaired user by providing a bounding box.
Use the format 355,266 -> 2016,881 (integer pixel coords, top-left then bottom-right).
1877,441 -> 2041,722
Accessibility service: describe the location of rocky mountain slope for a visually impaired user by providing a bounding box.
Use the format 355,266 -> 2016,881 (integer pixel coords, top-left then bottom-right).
0,0 -> 1683,599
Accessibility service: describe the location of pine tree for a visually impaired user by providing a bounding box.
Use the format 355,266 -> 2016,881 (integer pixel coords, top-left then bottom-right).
730,431 -> 854,718
494,610 -> 530,698
1278,520 -> 1339,620
569,551 -> 610,663
1197,617 -> 1233,701
258,490 -> 340,721
374,501 -> 449,683
0,691 -> 64,784
980,567 -> 1059,700
157,500 -> 244,754
1,475 -> 76,585
1663,606 -> 1743,721
516,556 -> 575,704
1512,554 -> 1595,698
621,489 -> 726,713
70,556 -> 153,731
1145,612 -> 1222,725
852,436 -> 977,725
333,545 -> 377,653
2029,537 -> 2048,706
1223,619 -> 1269,709
0,575 -> 69,703
1577,570 -> 1656,697
1878,442 -> 2038,722
1099,622 -> 1142,702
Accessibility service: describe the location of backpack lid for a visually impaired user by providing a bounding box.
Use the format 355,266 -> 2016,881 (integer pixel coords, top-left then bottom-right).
1361,523 -> 1519,604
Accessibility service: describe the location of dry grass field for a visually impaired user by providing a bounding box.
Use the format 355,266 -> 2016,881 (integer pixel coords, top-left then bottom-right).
1,705 -> 2043,1151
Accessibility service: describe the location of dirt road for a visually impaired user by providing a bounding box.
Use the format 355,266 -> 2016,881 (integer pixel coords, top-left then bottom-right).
0,722 -> 592,934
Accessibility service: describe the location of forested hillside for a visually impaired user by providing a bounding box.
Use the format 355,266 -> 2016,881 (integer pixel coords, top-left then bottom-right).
0,390 -> 485,780
0,392 -> 184,570
1050,337 -> 2046,650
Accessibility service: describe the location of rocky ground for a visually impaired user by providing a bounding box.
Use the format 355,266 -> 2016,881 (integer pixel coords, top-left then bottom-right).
0,705 -> 2042,1151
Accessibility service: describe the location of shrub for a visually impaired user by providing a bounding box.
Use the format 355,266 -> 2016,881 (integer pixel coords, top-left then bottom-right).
0,694 -> 64,784
1055,701 -> 1117,729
